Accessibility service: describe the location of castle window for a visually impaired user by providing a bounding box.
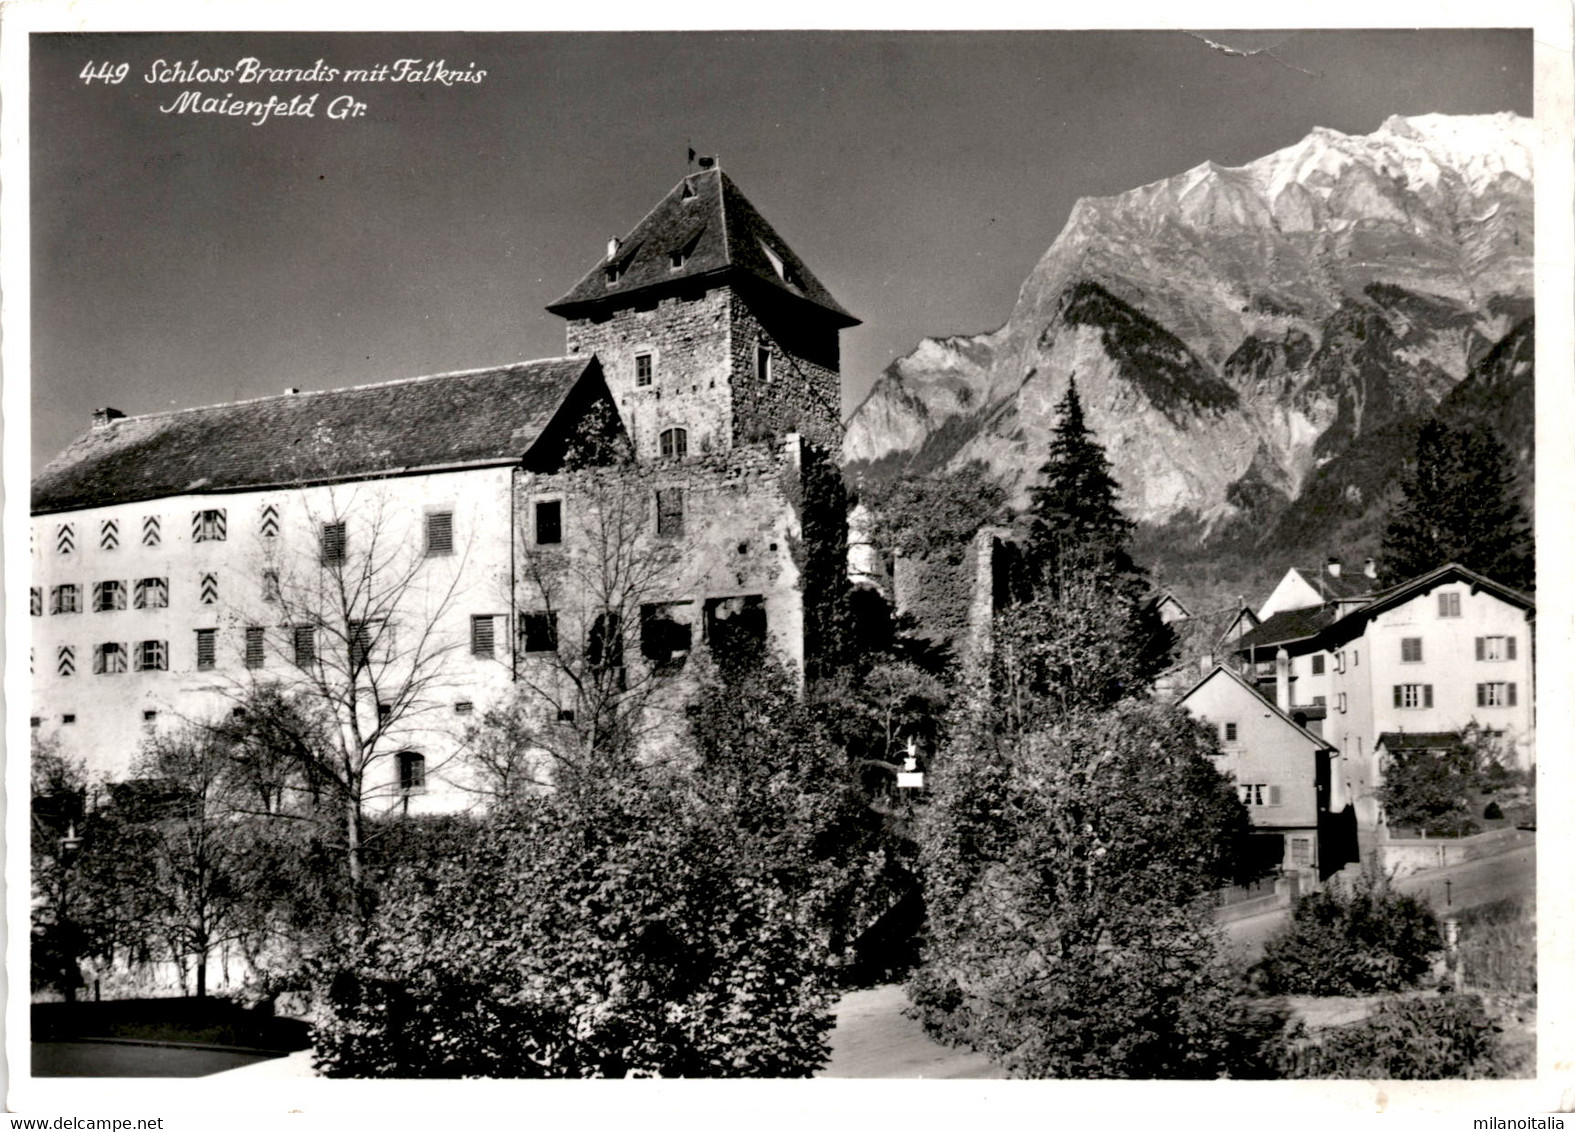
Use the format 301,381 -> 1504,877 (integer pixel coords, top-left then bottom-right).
195,629 -> 217,671
455,701 -> 474,715
135,577 -> 169,610
293,625 -> 316,667
93,580 -> 126,613
100,519 -> 120,551
521,612 -> 558,654
590,611 -> 623,670
135,640 -> 168,672
193,509 -> 227,543
142,515 -> 161,546
656,488 -> 684,538
200,572 -> 219,605
398,751 -> 427,794
321,521 -> 347,564
635,353 -> 653,387
535,500 -> 562,545
703,595 -> 767,664
425,511 -> 454,557
471,614 -> 498,658
51,585 -> 80,615
56,523 -> 76,556
262,570 -> 281,603
259,504 -> 280,539
641,601 -> 693,674
659,428 -> 688,460
606,264 -> 622,285
94,642 -> 128,675
245,626 -> 266,669
349,620 -> 376,668
57,646 -> 76,677
756,343 -> 771,384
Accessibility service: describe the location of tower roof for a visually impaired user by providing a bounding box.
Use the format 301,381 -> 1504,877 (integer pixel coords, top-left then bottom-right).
547,168 -> 860,328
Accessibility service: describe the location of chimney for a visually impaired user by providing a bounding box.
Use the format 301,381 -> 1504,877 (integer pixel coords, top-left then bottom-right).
606,236 -> 621,260
92,407 -> 125,430
1275,647 -> 1291,712
1326,556 -> 1342,578
1364,557 -> 1377,579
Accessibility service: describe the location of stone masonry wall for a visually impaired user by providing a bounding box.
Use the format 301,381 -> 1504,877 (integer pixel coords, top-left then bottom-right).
728,292 -> 841,452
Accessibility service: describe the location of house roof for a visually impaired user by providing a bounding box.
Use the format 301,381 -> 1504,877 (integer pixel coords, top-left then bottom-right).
1235,604 -> 1340,655
1320,562 -> 1535,646
1377,731 -> 1462,751
547,168 -> 859,327
32,357 -> 603,514
1300,568 -> 1375,602
1177,664 -> 1334,751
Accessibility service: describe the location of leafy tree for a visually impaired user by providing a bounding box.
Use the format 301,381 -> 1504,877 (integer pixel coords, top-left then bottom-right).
1009,378 -> 1174,715
910,701 -> 1254,1078
31,738 -> 98,999
1377,724 -> 1499,836
863,462 -> 1009,569
1278,995 -> 1511,1079
1380,418 -> 1533,589
1253,875 -> 1440,996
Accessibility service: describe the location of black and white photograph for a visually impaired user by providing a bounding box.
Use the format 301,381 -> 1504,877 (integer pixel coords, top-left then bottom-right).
6,5 -> 1571,1123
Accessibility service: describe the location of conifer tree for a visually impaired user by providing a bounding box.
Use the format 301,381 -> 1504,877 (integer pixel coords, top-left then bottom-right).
1380,419 -> 1533,591
1004,378 -> 1173,719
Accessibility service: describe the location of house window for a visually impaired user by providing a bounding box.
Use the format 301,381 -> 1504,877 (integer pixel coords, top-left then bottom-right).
535,500 -> 562,545
1393,683 -> 1433,709
1477,636 -> 1517,661
57,646 -> 76,677
199,572 -> 219,605
1290,838 -> 1312,866
93,580 -> 126,612
378,702 -> 392,723
659,428 -> 688,460
100,519 -> 120,551
262,571 -> 281,603
193,508 -> 227,543
135,577 -> 169,610
656,488 -> 684,538
1401,637 -> 1423,663
1223,722 -> 1238,743
635,353 -> 654,387
425,511 -> 454,557
245,626 -> 266,669
1313,695 -> 1326,707
51,585 -> 81,615
521,612 -> 558,653
135,640 -> 168,672
704,595 -> 768,663
195,629 -> 217,671
30,587 -> 41,617
1333,650 -> 1345,674
62,714 -> 76,725
1476,682 -> 1518,708
1438,591 -> 1461,618
349,620 -> 375,668
455,701 -> 474,715
1239,784 -> 1282,807
1337,693 -> 1348,713
1311,654 -> 1325,676
321,521 -> 347,564
293,625 -> 316,667
471,615 -> 497,658
757,343 -> 772,384
398,751 -> 426,794
590,611 -> 624,670
93,642 -> 127,675
142,515 -> 162,546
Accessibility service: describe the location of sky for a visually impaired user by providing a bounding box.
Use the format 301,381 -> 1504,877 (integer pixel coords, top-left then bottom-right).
29,29 -> 1532,472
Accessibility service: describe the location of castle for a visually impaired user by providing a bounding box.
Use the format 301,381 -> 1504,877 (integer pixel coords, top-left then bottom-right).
30,166 -> 858,811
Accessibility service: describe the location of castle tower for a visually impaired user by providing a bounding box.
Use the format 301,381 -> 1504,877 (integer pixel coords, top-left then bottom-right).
547,167 -> 859,460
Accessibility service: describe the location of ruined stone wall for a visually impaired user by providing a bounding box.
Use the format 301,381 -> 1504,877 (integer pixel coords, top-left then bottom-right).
565,288 -> 736,460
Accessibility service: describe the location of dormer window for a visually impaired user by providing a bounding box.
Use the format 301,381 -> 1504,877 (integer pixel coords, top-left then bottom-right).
670,229 -> 703,271
759,241 -> 801,287
606,264 -> 623,285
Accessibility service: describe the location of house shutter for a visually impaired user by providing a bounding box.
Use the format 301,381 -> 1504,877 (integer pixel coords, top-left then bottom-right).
471,615 -> 495,658
1476,684 -> 1486,707
1508,683 -> 1517,706
321,522 -> 347,564
1507,636 -> 1517,660
1423,684 -> 1433,709
1393,685 -> 1402,708
1268,785 -> 1282,806
427,512 -> 454,556
1475,637 -> 1485,661
195,629 -> 216,670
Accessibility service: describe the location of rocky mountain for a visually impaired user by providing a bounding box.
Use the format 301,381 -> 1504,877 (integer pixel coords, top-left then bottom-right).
844,113 -> 1535,552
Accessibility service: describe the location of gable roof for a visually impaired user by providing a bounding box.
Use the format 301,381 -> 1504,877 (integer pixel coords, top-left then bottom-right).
547,168 -> 859,327
1235,603 -> 1340,655
1321,562 -> 1534,646
1177,664 -> 1334,750
32,357 -> 605,514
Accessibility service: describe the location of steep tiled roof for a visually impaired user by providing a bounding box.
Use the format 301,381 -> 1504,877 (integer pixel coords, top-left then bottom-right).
33,357 -> 601,514
548,168 -> 859,327
1300,569 -> 1375,602
1235,604 -> 1339,654
1377,731 -> 1462,751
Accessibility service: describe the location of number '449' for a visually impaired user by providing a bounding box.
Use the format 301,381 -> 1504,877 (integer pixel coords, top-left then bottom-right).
80,61 -> 130,85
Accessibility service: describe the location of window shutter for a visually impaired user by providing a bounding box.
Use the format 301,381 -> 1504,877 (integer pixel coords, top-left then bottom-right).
1508,683 -> 1517,706
195,629 -> 216,670
1268,785 -> 1282,806
1423,684 -> 1433,709
1507,636 -> 1517,660
293,626 -> 316,667
1476,683 -> 1486,707
1475,637 -> 1484,661
426,512 -> 454,557
471,615 -> 495,658
321,521 -> 347,563
1393,685 -> 1402,708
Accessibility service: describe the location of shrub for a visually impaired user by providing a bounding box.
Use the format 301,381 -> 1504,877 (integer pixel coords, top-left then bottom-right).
311,778 -> 837,1078
1254,878 -> 1441,996
1279,994 -> 1510,1079
1456,897 -> 1535,995
1483,800 -> 1504,820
